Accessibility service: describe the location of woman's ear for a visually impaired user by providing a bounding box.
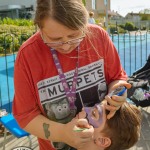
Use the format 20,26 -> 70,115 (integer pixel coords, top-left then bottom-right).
94,136 -> 111,148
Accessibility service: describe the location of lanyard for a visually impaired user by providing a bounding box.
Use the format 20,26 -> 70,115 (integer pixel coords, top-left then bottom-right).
50,47 -> 79,109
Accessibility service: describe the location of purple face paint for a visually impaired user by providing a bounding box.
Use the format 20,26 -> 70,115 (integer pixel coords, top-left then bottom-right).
84,104 -> 103,128
144,93 -> 150,99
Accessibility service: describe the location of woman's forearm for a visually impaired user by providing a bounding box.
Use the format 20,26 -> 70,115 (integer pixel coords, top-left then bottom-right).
24,114 -> 64,142
23,114 -> 94,149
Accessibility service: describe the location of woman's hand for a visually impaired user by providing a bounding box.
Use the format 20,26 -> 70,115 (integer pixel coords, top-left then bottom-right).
105,80 -> 131,119
61,118 -> 94,149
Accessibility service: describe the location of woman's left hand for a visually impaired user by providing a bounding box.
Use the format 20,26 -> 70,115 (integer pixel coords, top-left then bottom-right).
104,80 -> 131,119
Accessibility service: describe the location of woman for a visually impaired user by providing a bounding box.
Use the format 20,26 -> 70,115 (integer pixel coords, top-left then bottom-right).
13,0 -> 130,150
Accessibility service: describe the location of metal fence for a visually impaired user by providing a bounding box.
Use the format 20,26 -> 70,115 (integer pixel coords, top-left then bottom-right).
0,31 -> 150,112
110,30 -> 150,75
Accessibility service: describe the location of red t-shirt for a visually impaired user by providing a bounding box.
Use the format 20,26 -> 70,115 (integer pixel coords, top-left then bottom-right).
13,24 -> 127,150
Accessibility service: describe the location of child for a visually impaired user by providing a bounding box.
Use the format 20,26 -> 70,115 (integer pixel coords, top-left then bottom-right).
75,101 -> 142,150
88,11 -> 96,24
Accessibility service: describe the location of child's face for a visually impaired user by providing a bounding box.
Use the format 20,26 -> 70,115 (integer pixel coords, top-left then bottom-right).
79,103 -> 107,131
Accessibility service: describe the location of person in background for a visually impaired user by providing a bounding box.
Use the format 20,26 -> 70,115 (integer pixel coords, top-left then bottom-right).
75,101 -> 141,150
88,11 -> 96,24
13,0 -> 130,150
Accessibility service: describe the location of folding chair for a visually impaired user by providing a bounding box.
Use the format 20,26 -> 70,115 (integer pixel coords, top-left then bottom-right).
0,113 -> 32,150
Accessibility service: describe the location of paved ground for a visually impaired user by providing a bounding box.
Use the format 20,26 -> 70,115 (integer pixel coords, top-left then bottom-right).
129,107 -> 150,150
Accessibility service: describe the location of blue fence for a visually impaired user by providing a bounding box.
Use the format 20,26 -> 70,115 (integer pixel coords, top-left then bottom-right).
110,30 -> 150,75
0,31 -> 150,112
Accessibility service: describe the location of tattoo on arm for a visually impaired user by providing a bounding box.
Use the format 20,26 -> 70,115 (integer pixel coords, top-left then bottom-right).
43,123 -> 50,139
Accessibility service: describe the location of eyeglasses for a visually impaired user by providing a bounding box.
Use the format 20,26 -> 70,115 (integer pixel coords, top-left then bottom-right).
41,33 -> 85,47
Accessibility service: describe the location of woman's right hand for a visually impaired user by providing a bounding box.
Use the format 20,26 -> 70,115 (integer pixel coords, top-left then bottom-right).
61,118 -> 94,149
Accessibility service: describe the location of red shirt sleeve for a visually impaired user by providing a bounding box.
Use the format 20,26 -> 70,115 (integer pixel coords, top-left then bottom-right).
13,51 -> 41,128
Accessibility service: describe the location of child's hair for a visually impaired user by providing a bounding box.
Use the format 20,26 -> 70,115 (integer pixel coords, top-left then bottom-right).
89,11 -> 94,17
103,102 -> 142,150
34,0 -> 88,30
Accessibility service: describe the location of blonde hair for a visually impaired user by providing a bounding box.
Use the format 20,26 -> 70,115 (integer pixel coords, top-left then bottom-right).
34,0 -> 102,60
34,0 -> 88,30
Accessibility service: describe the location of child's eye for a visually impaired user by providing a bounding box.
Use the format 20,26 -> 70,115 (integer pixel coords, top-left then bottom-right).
92,110 -> 96,117
91,109 -> 99,120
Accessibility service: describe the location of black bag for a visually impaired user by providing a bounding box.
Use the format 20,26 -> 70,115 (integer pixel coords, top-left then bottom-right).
127,55 -> 150,107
